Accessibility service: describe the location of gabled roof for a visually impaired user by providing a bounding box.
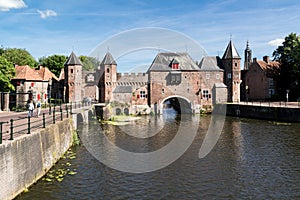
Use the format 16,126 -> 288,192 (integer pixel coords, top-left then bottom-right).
113,86 -> 132,93
64,51 -> 82,66
147,52 -> 199,72
199,56 -> 224,71
100,52 -> 117,65
222,40 -> 241,59
255,60 -> 280,76
12,65 -> 58,81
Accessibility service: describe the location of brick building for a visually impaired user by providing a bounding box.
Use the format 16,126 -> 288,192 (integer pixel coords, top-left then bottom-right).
97,40 -> 238,115
244,56 -> 280,100
10,65 -> 58,109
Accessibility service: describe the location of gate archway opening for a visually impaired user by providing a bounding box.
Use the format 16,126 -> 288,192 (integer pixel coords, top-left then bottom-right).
162,96 -> 192,115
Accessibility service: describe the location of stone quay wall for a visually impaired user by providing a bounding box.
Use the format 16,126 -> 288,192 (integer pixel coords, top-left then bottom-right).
226,104 -> 300,122
0,118 -> 74,200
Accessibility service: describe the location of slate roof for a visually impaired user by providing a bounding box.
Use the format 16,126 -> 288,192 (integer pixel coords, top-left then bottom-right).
147,52 -> 200,72
214,83 -> 227,88
12,65 -> 58,81
113,86 -> 132,93
199,56 -> 223,71
100,52 -> 117,65
222,40 -> 241,59
64,52 -> 83,66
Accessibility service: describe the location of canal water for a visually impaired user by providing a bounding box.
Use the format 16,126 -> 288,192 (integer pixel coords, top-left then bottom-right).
16,115 -> 300,199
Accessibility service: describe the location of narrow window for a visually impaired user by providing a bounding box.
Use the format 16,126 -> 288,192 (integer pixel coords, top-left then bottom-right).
206,74 -> 210,79
70,69 -> 74,73
107,68 -> 110,73
139,90 -> 146,99
202,90 -> 210,99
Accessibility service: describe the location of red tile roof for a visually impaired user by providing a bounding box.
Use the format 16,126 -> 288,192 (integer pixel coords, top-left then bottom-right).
256,60 -> 280,76
12,65 -> 58,81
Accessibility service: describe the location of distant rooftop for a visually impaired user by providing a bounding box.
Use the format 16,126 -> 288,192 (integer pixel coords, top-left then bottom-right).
199,56 -> 223,71
113,86 -> 132,93
12,65 -> 58,81
147,52 -> 199,72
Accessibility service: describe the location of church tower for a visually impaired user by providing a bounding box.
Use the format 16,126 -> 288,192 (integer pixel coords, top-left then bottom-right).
222,40 -> 241,102
64,52 -> 83,103
99,52 -> 117,103
244,40 -> 252,70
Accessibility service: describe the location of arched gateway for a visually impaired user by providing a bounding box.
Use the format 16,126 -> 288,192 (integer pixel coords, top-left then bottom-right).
156,95 -> 193,114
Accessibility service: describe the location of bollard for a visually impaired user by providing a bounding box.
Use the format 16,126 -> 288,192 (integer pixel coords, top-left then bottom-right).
53,109 -> 56,124
43,113 -> 46,128
0,123 -> 2,144
9,119 -> 13,140
49,103 -> 51,115
27,116 -> 31,134
66,104 -> 69,118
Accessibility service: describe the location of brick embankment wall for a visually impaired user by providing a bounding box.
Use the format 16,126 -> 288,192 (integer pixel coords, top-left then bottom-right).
0,119 -> 74,200
226,104 -> 300,122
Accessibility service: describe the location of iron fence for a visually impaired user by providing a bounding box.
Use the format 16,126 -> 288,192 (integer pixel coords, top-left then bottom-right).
0,101 -> 91,144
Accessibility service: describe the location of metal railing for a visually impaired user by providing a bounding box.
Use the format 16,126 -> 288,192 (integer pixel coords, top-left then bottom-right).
0,101 -> 93,144
232,100 -> 300,108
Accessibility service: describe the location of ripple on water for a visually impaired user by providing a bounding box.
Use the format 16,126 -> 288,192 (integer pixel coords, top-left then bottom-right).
15,116 -> 300,200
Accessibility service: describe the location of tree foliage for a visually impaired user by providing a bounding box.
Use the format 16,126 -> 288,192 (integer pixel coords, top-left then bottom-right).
39,55 -> 67,77
79,55 -> 100,71
0,56 -> 16,91
0,48 -> 37,67
273,33 -> 300,100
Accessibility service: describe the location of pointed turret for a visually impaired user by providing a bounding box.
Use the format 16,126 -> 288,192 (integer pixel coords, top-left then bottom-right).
222,40 -> 241,102
64,51 -> 83,66
100,52 -> 117,66
98,52 -> 117,103
64,51 -> 82,103
222,40 -> 241,59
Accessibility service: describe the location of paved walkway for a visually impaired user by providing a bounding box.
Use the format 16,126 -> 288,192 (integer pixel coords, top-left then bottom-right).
0,107 -> 66,143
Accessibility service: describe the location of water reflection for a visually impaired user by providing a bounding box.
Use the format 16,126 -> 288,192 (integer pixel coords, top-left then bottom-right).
16,116 -> 300,200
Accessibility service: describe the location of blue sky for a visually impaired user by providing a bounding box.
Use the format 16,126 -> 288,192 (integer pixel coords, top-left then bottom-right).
1,0 -> 300,71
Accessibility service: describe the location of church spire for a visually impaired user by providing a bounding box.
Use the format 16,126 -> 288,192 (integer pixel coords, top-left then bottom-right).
244,40 -> 252,70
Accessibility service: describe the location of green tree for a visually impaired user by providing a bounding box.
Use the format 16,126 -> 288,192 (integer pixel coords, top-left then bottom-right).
1,48 -> 37,67
273,33 -> 300,101
39,55 -> 67,77
0,56 -> 16,91
79,55 -> 100,71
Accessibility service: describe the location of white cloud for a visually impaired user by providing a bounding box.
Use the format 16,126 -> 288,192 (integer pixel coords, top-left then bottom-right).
37,9 -> 57,19
0,0 -> 26,11
268,38 -> 284,46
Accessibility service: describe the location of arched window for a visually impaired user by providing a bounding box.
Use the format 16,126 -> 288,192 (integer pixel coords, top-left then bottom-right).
107,68 -> 109,73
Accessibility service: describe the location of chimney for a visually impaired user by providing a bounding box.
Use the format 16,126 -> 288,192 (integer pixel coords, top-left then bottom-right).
253,57 -> 257,62
263,56 -> 269,63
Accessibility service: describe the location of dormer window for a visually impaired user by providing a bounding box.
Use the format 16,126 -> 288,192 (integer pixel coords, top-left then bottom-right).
171,59 -> 179,70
